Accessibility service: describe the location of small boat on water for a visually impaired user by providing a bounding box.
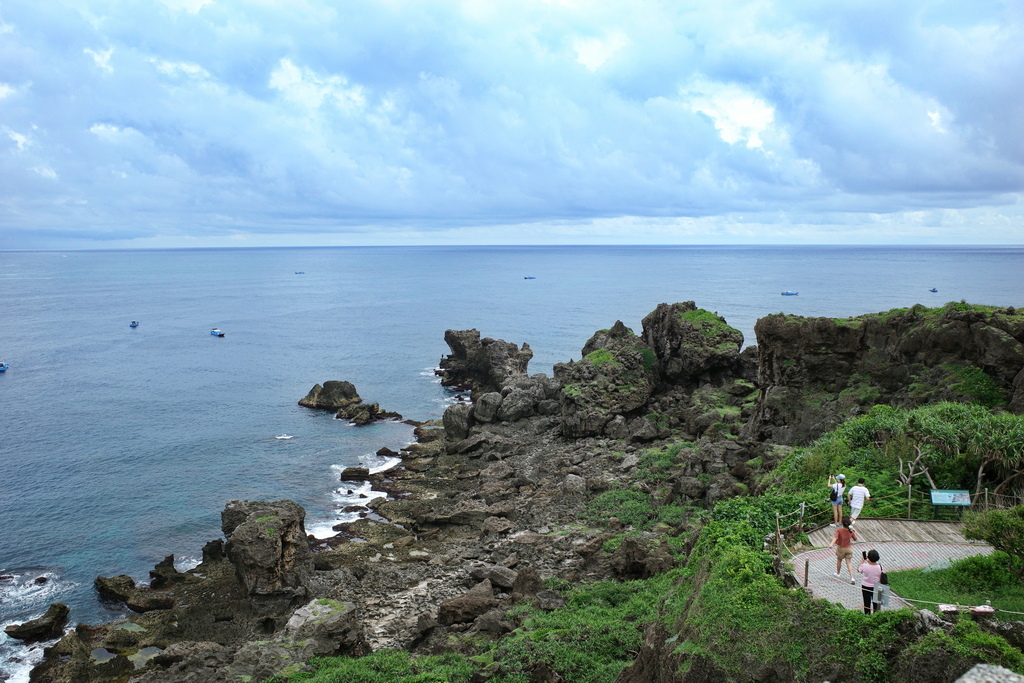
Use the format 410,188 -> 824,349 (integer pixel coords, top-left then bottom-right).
130,321 -> 139,328
275,434 -> 296,440
295,271 -> 304,274
210,328 -> 225,337
929,288 -> 938,293
524,276 -> 536,280
0,362 -> 8,372
781,291 -> 799,296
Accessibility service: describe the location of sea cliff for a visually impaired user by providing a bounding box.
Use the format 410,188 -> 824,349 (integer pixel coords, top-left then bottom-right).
21,301 -> 1024,683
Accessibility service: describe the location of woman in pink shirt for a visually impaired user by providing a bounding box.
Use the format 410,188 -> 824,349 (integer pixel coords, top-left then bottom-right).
858,549 -> 883,614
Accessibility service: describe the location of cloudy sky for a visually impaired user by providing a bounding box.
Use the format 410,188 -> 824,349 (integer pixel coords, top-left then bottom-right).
1,0 -> 1022,249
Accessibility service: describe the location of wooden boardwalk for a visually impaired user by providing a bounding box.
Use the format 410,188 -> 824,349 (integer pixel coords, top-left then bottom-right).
806,518 -> 982,548
795,519 -> 992,612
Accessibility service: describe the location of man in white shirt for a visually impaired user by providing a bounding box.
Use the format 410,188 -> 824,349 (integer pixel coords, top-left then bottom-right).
848,478 -> 871,525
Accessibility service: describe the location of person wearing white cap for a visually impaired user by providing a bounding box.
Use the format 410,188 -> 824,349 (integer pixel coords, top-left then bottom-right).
828,474 -> 846,526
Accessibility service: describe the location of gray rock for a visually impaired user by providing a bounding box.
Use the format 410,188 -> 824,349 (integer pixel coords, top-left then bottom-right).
437,579 -> 498,626
474,609 -> 514,634
473,392 -> 504,422
340,467 -> 371,481
512,565 -> 544,598
469,564 -> 517,590
221,499 -> 312,610
496,389 -> 537,422
4,602 -> 69,642
483,516 -> 514,534
436,330 -> 533,396
298,380 -> 360,410
443,402 -> 474,441
534,589 -> 565,610
956,664 -> 1024,683
563,474 -> 586,493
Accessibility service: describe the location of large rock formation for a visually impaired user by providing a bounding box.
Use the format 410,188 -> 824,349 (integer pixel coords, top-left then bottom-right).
298,381 -> 400,424
435,329 -> 533,396
3,602 -> 69,642
641,301 -> 748,386
554,321 -> 658,438
221,499 -> 313,613
744,303 -> 1024,444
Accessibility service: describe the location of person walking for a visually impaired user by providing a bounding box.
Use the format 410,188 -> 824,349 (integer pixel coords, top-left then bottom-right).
828,516 -> 857,584
828,474 -> 846,526
858,549 -> 883,614
848,478 -> 871,525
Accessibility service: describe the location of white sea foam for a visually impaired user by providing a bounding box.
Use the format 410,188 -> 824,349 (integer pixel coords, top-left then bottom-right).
173,556 -> 201,572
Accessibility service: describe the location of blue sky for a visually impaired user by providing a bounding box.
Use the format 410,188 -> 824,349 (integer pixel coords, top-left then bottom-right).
1,0 -> 1023,249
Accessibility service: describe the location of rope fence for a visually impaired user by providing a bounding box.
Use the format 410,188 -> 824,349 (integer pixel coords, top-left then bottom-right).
769,503 -> 1024,618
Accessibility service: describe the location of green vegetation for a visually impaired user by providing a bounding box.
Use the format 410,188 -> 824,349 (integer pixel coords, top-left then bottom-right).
908,620 -> 1024,671
583,348 -> 619,367
482,573 -> 677,683
772,403 -> 1024,503
274,650 -> 474,682
947,364 -> 1008,408
888,552 -> 1024,619
963,507 -> 1024,580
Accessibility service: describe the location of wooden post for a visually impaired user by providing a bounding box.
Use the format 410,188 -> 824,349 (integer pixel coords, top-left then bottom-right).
804,560 -> 809,587
775,512 -> 781,556
907,484 -> 912,519
985,487 -> 989,511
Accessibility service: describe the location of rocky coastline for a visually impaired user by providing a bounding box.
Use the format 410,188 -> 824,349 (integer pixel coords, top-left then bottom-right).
14,300 -> 1024,682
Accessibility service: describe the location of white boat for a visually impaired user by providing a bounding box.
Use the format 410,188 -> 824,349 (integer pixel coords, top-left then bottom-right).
275,434 -> 296,440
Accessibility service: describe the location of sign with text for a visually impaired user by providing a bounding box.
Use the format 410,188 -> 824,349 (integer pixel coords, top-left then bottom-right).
930,489 -> 971,506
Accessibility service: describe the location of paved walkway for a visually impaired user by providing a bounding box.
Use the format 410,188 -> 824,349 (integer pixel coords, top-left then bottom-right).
792,521 -> 993,612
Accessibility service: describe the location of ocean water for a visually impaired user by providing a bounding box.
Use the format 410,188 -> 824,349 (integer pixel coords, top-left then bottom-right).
2,245 -> 1023,678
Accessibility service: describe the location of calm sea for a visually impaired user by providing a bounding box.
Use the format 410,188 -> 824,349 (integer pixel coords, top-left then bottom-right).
2,245 -> 1023,678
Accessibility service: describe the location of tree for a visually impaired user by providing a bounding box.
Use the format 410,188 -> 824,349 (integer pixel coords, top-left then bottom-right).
962,506 -> 1024,581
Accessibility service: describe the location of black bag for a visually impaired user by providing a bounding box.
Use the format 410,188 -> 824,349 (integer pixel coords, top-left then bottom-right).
829,485 -> 838,502
879,571 -> 888,585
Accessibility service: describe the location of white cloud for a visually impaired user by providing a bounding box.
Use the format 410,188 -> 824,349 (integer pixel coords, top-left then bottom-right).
160,0 -> 212,14
927,110 -> 947,133
84,47 -> 114,72
33,166 -> 58,179
572,31 -> 629,71
152,59 -> 211,80
683,81 -> 775,149
5,128 -> 30,151
268,58 -> 365,111
0,0 -> 1021,247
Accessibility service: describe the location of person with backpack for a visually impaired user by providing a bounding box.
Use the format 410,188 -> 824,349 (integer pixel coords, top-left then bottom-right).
858,549 -> 883,614
828,474 -> 846,526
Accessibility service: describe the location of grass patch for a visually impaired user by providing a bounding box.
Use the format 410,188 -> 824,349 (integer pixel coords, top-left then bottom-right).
273,650 -> 475,682
484,572 -> 681,683
582,489 -> 654,530
888,552 -> 1024,620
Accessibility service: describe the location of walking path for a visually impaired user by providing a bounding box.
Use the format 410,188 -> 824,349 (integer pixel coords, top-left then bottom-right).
791,518 -> 992,612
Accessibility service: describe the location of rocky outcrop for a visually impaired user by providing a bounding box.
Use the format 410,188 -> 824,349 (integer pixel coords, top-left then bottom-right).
298,381 -> 401,424
435,329 -> 533,396
744,303 -> 1024,444
131,599 -> 367,683
4,602 -> 69,642
221,499 -> 313,613
641,301 -> 749,386
554,321 -> 657,438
